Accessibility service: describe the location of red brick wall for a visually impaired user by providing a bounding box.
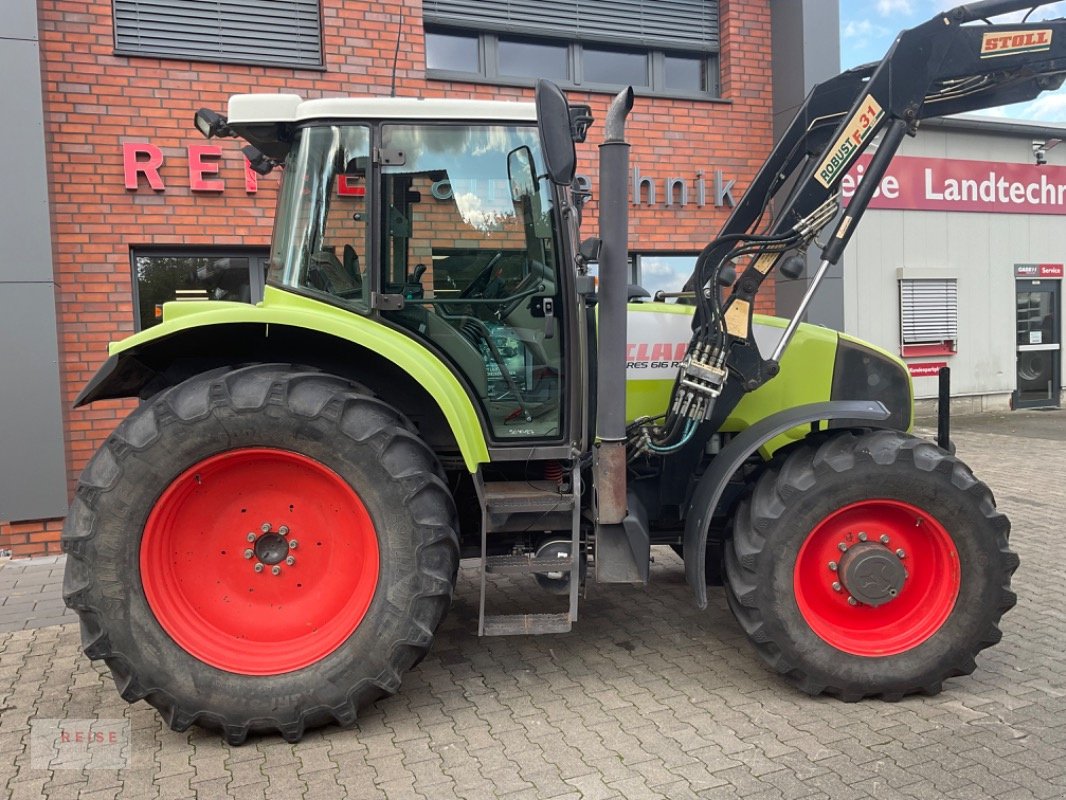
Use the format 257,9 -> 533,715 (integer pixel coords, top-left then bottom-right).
2,0 -> 774,556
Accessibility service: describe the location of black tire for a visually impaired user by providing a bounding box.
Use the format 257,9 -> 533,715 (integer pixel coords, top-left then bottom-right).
62,364 -> 459,744
724,429 -> 1018,701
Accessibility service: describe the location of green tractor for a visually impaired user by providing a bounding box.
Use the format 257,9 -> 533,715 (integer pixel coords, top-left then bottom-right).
65,1 -> 1063,743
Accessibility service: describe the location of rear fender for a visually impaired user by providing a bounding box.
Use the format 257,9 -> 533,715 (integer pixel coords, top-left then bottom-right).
75,290 -> 490,472
683,401 -> 891,609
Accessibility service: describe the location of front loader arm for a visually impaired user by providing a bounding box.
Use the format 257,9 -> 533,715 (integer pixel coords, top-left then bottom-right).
635,0 -> 1066,458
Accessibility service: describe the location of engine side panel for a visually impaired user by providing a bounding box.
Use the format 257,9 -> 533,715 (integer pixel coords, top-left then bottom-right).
625,303 -> 843,453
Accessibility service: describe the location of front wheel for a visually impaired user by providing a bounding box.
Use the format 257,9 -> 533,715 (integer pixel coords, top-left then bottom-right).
724,430 -> 1017,701
63,365 -> 459,743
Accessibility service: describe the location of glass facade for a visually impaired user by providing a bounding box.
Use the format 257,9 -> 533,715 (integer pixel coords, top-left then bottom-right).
425,27 -> 719,97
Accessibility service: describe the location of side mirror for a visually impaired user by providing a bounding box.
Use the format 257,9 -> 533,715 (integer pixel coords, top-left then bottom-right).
534,80 -> 576,185
507,145 -> 537,203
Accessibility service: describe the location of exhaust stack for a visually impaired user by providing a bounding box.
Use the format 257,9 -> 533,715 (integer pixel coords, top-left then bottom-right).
594,86 -> 635,525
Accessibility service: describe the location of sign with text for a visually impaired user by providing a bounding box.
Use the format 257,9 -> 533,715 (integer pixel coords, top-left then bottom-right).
122,142 -> 263,193
1015,263 -> 1064,279
907,361 -> 948,378
843,154 -> 1066,215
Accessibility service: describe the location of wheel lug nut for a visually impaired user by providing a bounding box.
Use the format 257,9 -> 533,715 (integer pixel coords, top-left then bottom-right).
285,556 -> 296,566
279,525 -> 289,536
247,532 -> 257,542
896,549 -> 906,559
254,563 -> 263,573
847,596 -> 858,606
880,534 -> 890,544
858,532 -> 867,542
288,540 -> 298,550
828,561 -> 838,571
271,565 -> 282,576
838,542 -> 848,552
261,522 -> 272,533
832,581 -> 842,592
243,549 -> 254,559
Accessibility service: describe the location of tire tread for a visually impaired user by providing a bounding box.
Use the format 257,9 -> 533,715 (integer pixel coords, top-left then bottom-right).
724,429 -> 1016,701
63,363 -> 459,743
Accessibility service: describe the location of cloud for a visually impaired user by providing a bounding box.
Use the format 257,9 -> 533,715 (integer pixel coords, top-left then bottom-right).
957,92 -> 1066,124
841,18 -> 893,56
877,0 -> 913,15
844,19 -> 875,37
451,191 -> 514,232
1023,93 -> 1066,123
641,259 -> 679,277
932,0 -> 1066,20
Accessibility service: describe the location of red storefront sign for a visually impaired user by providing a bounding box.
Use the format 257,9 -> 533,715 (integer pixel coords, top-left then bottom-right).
1015,263 -> 1064,278
843,154 -> 1066,215
122,142 -> 260,193
122,142 -> 364,197
907,362 -> 948,378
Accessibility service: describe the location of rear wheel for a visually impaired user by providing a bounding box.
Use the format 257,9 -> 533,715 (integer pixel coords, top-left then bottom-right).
63,365 -> 459,743
724,430 -> 1017,700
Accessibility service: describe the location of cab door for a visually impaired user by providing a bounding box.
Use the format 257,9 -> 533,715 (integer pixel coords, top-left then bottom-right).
377,123 -> 569,446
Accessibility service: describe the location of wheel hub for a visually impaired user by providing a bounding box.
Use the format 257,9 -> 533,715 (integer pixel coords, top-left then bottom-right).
794,499 -> 961,657
140,448 -> 380,675
253,531 -> 289,565
839,542 -> 906,606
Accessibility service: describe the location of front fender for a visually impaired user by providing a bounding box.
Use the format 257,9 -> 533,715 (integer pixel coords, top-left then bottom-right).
76,286 -> 490,472
683,400 -> 891,609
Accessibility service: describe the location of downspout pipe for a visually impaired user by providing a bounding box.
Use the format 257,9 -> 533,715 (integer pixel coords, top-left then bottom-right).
594,86 -> 635,525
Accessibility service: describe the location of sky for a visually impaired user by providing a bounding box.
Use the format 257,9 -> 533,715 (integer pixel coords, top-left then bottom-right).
840,0 -> 1066,124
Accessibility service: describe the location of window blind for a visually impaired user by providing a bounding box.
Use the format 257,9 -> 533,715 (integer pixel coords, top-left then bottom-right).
423,0 -> 720,52
114,0 -> 322,68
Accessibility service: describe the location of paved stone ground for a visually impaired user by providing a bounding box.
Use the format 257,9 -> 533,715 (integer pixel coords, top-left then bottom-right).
0,556 -> 74,633
1,411 -> 1065,799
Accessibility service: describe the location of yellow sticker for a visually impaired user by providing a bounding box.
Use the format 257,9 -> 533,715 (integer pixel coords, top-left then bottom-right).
752,253 -> 777,274
981,29 -> 1052,58
814,96 -> 884,188
724,299 -> 750,339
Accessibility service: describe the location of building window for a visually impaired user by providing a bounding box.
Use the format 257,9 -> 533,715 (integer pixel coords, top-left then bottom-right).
113,1 -> 323,69
132,249 -> 268,331
635,254 -> 698,301
899,277 -> 958,356
498,37 -> 568,81
582,45 -> 649,87
423,0 -> 720,98
664,53 -> 706,92
425,28 -> 719,97
424,29 -> 480,73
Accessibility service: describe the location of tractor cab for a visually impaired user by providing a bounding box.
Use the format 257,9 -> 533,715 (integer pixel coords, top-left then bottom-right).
224,96 -> 573,444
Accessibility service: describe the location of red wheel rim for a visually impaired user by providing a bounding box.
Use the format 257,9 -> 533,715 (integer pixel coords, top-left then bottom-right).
793,499 -> 960,657
141,448 -> 379,675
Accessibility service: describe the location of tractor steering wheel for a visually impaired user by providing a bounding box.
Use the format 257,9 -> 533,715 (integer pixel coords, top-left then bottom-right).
459,251 -> 506,299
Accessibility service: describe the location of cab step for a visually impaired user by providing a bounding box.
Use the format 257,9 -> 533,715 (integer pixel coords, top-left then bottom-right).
482,613 -> 572,636
485,553 -> 573,575
475,468 -> 582,637
482,480 -> 575,513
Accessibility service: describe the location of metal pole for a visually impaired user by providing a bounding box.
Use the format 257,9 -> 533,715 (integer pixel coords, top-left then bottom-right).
770,258 -> 833,362
937,366 -> 951,450
593,86 -> 634,526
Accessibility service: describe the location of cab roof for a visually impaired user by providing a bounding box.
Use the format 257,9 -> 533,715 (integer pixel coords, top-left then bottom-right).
227,93 -> 538,124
